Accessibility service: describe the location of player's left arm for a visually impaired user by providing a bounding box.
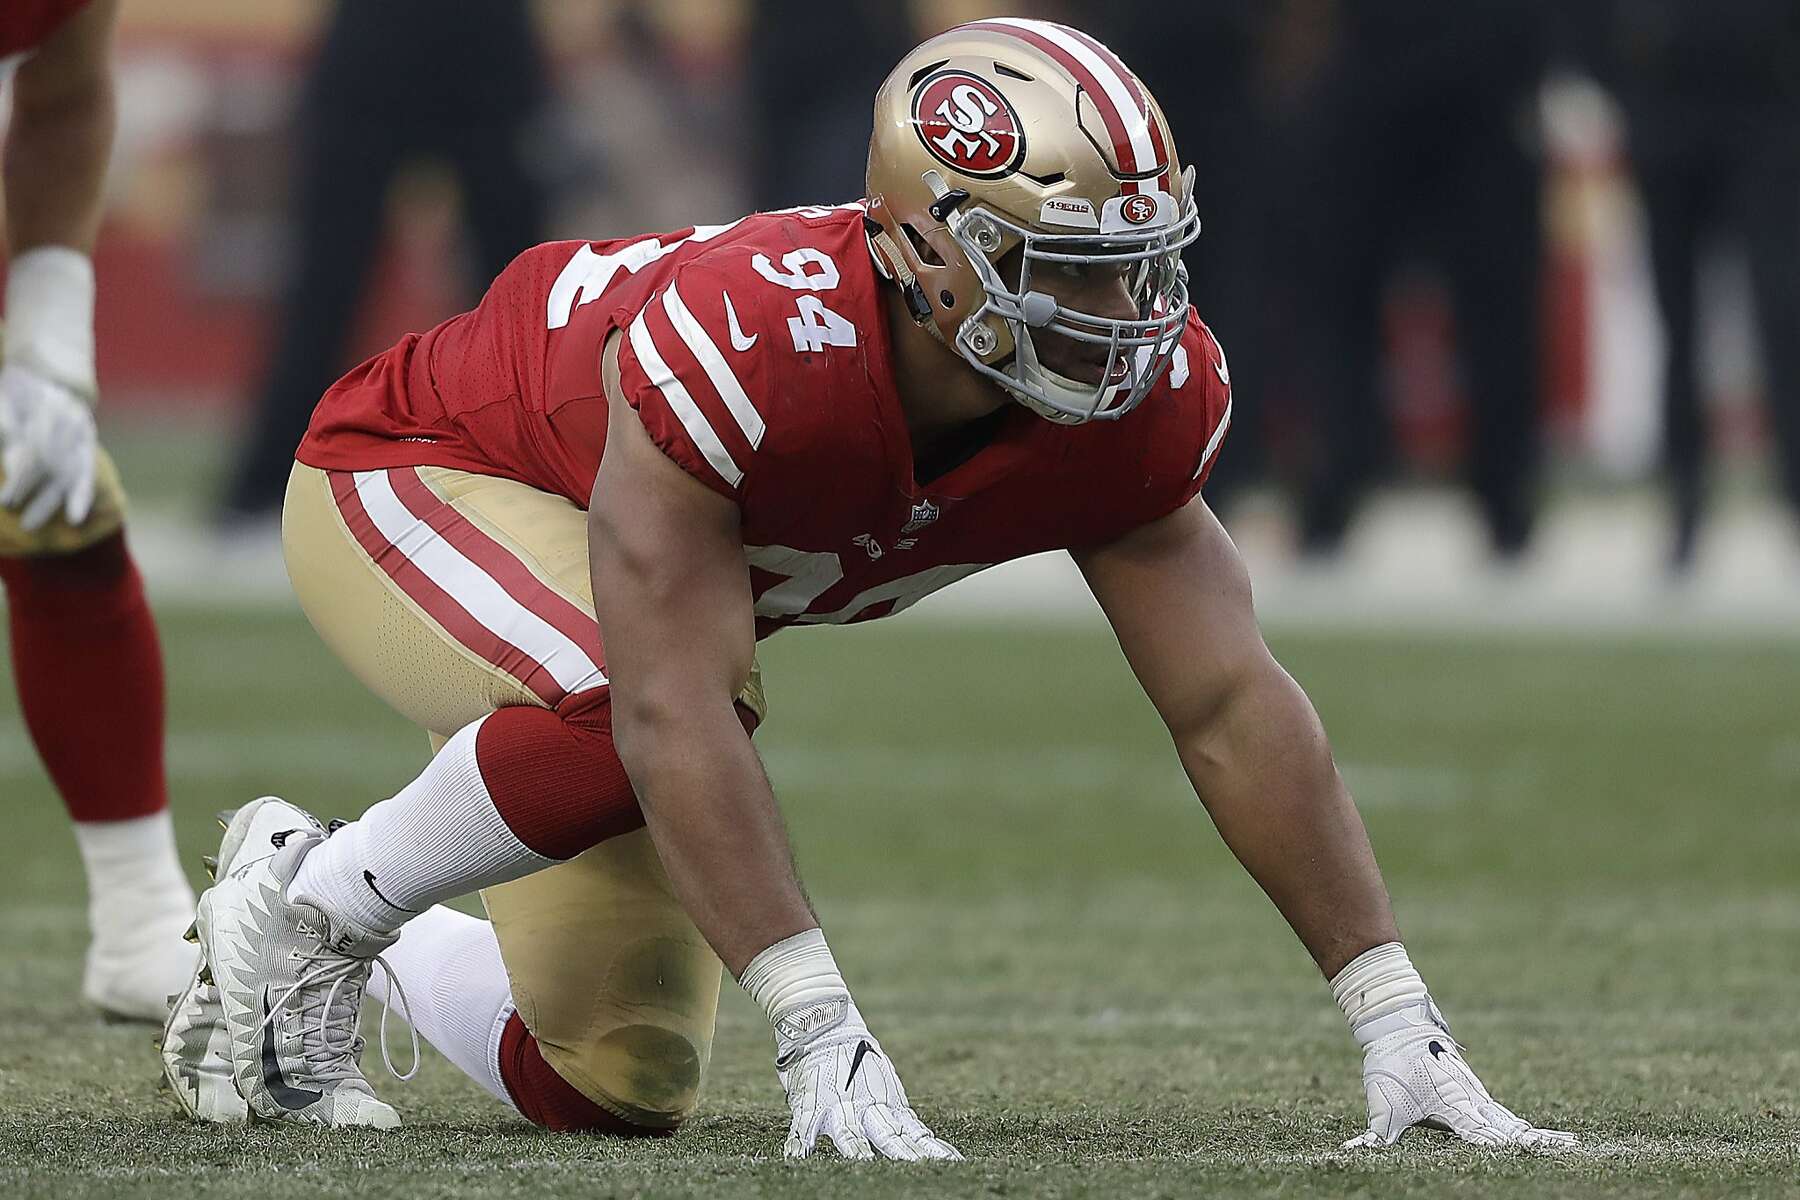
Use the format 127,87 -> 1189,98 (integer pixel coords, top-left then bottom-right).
1073,498 -> 1576,1151
0,0 -> 119,529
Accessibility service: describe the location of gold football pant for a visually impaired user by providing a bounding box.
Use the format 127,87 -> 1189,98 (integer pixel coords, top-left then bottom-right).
282,460 -> 765,1128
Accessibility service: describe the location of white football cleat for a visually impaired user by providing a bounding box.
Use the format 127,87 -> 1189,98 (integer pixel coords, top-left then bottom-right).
195,801 -> 409,1129
159,957 -> 246,1124
161,798 -> 322,1123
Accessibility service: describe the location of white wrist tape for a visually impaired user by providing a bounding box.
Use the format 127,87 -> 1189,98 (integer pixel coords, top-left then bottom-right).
739,927 -> 848,1021
1330,941 -> 1435,1049
4,246 -> 97,397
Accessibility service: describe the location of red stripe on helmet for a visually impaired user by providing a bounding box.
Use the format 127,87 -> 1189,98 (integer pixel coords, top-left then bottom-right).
1058,23 -> 1172,194
963,19 -> 1161,190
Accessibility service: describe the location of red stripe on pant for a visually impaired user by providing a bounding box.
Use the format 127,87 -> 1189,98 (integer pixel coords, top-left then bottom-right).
328,470 -> 566,705
382,468 -> 604,665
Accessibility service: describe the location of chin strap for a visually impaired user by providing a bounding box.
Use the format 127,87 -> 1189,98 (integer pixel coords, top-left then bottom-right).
864,220 -> 945,344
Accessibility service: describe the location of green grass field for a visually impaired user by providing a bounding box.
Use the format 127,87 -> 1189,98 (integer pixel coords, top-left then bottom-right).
1,606 -> 1796,1198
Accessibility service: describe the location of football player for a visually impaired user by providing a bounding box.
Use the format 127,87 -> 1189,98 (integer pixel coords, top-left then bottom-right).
1,0 -> 194,1020
167,20 -> 1574,1156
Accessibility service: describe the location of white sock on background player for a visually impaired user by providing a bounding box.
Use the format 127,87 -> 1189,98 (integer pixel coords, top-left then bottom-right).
74,809 -> 193,920
74,810 -> 197,1014
362,903 -> 517,1108
288,716 -> 554,934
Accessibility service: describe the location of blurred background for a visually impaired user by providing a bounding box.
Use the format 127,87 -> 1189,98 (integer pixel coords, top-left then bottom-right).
13,0 -> 1795,630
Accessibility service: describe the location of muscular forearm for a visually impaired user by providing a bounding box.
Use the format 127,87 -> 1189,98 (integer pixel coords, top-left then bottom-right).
5,71 -> 114,255
615,701 -> 818,977
1175,662 -> 1399,977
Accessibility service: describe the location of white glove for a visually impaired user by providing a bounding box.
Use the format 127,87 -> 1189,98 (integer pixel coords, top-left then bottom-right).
0,361 -> 98,531
773,994 -> 962,1161
1344,1000 -> 1577,1152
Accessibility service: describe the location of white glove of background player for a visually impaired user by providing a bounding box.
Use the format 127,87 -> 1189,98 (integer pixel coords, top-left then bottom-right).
0,361 -> 97,531
1345,1000 -> 1577,1151
773,994 -> 962,1161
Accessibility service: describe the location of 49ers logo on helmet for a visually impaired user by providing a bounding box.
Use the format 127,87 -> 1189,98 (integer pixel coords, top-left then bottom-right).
1120,194 -> 1158,225
911,70 -> 1025,179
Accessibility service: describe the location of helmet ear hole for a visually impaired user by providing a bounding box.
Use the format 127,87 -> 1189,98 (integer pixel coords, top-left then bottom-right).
900,223 -> 946,268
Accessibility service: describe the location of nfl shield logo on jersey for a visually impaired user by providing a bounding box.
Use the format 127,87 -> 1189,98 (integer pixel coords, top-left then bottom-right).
902,499 -> 941,534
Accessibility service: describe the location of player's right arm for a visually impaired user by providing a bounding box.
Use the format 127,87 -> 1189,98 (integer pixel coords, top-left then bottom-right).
589,328 -> 959,1161
588,328 -> 812,974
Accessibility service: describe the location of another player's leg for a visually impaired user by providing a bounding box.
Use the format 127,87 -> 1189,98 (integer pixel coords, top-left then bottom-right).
0,461 -> 193,1021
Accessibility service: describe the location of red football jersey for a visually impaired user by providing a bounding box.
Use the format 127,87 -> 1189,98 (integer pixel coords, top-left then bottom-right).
298,204 -> 1232,637
0,0 -> 92,63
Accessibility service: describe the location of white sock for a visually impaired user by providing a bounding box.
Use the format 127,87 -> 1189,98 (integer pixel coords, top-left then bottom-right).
73,811 -> 195,945
288,715 -> 554,935
364,904 -> 518,1109
365,899 -> 518,1108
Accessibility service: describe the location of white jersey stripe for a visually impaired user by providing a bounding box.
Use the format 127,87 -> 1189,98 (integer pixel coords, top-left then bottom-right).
1195,393 -> 1233,481
351,470 -> 608,694
987,17 -> 1154,172
628,309 -> 745,489
662,283 -> 766,448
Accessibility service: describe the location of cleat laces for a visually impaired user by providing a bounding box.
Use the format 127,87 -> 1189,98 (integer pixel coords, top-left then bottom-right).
257,947 -> 420,1085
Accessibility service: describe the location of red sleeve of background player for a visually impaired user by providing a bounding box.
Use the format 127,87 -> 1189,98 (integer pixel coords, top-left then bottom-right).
613,263 -> 773,505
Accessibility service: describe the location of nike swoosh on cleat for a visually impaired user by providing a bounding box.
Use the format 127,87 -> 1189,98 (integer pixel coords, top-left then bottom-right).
723,292 -> 757,351
262,990 -> 323,1110
845,1039 -> 875,1090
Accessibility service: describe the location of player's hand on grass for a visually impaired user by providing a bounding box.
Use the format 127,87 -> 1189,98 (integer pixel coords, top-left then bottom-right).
1344,1004 -> 1577,1152
0,362 -> 97,531
773,995 -> 961,1161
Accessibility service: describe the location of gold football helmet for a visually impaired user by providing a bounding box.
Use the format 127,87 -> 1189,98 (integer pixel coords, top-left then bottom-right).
866,17 -> 1200,424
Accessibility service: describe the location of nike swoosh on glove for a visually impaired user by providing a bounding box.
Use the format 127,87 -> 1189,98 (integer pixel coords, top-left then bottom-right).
1344,1002 -> 1577,1151
0,362 -> 98,531
773,994 -> 962,1161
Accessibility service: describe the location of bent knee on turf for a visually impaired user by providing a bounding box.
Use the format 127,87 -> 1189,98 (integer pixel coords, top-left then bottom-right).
497,1012 -> 687,1136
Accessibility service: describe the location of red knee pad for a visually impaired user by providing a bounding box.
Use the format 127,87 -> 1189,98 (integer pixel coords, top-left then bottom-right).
475,701 -> 646,859
476,693 -> 763,861
496,1012 -> 676,1137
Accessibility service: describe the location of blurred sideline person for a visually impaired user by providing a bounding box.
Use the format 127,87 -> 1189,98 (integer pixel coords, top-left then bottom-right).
0,0 -> 194,1020
745,0 -> 914,211
1290,0 -> 1551,558
163,20 -> 1573,1158
1582,0 -> 1800,570
1083,0 -> 1313,509
216,0 -> 549,529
